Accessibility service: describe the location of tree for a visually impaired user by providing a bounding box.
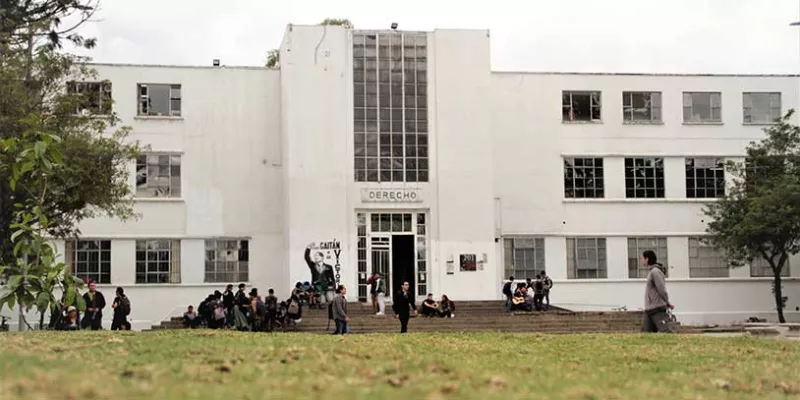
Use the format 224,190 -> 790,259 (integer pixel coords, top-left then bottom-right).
265,18 -> 354,68
319,18 -> 354,29
703,110 -> 800,323
1,1 -> 138,326
0,126 -> 86,330
0,0 -> 100,49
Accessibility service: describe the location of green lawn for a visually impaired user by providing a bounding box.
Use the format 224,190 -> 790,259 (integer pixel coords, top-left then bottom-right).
0,331 -> 798,399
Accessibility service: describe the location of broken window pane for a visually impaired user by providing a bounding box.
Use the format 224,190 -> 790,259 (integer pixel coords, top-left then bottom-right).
136,153 -> 182,198
137,83 -> 182,117
623,92 -> 662,122
562,91 -> 601,122
68,81 -> 112,115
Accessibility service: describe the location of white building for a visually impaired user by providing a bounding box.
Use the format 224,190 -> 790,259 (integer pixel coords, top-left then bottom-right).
23,25 -> 800,330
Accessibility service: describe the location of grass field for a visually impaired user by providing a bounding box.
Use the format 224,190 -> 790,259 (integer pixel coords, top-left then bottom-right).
0,331 -> 798,400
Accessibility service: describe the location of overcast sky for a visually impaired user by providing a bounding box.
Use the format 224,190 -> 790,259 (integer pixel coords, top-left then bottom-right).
73,0 -> 800,74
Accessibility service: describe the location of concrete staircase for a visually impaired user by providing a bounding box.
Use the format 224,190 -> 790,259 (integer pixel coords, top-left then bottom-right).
149,301 -> 646,334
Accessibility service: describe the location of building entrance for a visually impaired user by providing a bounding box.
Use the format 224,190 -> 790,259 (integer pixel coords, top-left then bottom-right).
357,212 -> 427,302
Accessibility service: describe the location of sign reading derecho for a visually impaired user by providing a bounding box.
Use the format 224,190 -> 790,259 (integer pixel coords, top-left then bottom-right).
361,188 -> 422,203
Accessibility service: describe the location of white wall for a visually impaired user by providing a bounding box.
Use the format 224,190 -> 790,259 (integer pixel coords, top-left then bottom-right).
429,29 -> 497,299
63,64 -> 285,329
492,72 -> 800,324
280,25 -> 352,290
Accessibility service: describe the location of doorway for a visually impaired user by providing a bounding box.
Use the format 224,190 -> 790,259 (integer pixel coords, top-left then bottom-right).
391,235 -> 415,296
357,212 -> 428,302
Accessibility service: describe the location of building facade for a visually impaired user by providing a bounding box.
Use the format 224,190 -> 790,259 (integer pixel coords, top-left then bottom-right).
11,25 -> 800,330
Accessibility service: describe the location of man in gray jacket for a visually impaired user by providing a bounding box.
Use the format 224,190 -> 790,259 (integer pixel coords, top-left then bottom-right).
641,250 -> 675,333
332,285 -> 350,335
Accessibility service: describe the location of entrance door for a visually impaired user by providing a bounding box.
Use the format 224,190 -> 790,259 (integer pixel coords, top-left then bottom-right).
391,235 -> 415,296
370,237 -> 390,297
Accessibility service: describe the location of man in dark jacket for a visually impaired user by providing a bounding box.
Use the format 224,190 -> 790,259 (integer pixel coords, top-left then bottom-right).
264,288 -> 279,332
223,284 -> 235,328
110,287 -> 131,331
81,280 -> 106,330
392,281 -> 416,333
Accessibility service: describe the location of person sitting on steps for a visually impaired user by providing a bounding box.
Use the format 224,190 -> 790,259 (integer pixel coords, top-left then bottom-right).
421,293 -> 439,317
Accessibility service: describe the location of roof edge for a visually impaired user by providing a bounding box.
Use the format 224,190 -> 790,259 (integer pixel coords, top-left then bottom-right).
86,62 -> 271,71
492,71 -> 800,78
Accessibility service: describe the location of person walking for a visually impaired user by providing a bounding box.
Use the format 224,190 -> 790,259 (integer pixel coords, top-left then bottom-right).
332,285 -> 350,335
641,250 -> 675,333
392,281 -> 417,333
540,270 -> 553,311
372,272 -> 387,316
110,287 -> 131,331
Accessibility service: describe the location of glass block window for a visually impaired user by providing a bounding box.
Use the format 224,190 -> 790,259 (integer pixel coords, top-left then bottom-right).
688,238 -> 730,278
627,237 -> 668,278
566,238 -> 607,279
353,31 -> 428,182
204,239 -> 249,283
357,213 -> 368,301
504,238 -> 546,280
416,213 -> 427,296
136,153 -> 181,198
750,258 -> 790,277
743,92 -> 781,124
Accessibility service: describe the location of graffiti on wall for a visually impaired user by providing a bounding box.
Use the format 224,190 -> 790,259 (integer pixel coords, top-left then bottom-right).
304,240 -> 342,290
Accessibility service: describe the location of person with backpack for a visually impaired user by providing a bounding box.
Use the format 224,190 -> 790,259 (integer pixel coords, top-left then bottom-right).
532,275 -> 545,311
502,276 -> 514,313
264,288 -> 279,332
641,250 -> 675,333
111,287 -> 131,330
541,270 -> 553,311
286,294 -> 302,326
249,288 -> 264,332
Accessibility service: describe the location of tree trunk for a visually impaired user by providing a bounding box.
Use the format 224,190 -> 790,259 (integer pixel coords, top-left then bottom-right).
774,272 -> 786,323
39,310 -> 45,330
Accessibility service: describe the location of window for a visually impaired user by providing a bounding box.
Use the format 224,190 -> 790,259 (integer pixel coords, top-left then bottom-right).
743,92 -> 780,124
504,238 -> 546,280
566,238 -> 607,279
750,258 -> 790,277
562,91 -> 601,122
353,31 -> 428,182
622,91 -> 662,123
205,239 -> 249,283
627,237 -> 668,278
67,81 -> 112,114
688,238 -> 729,278
564,157 -> 604,198
683,92 -> 722,123
65,240 -> 111,284
135,240 -> 181,283
136,154 -> 181,198
685,158 -> 725,198
624,157 -> 665,198
138,84 -> 182,117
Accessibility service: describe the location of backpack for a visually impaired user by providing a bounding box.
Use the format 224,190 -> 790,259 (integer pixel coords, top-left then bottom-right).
256,299 -> 267,317
288,300 -> 299,315
502,282 -> 512,297
266,296 -> 278,312
120,296 -> 131,316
